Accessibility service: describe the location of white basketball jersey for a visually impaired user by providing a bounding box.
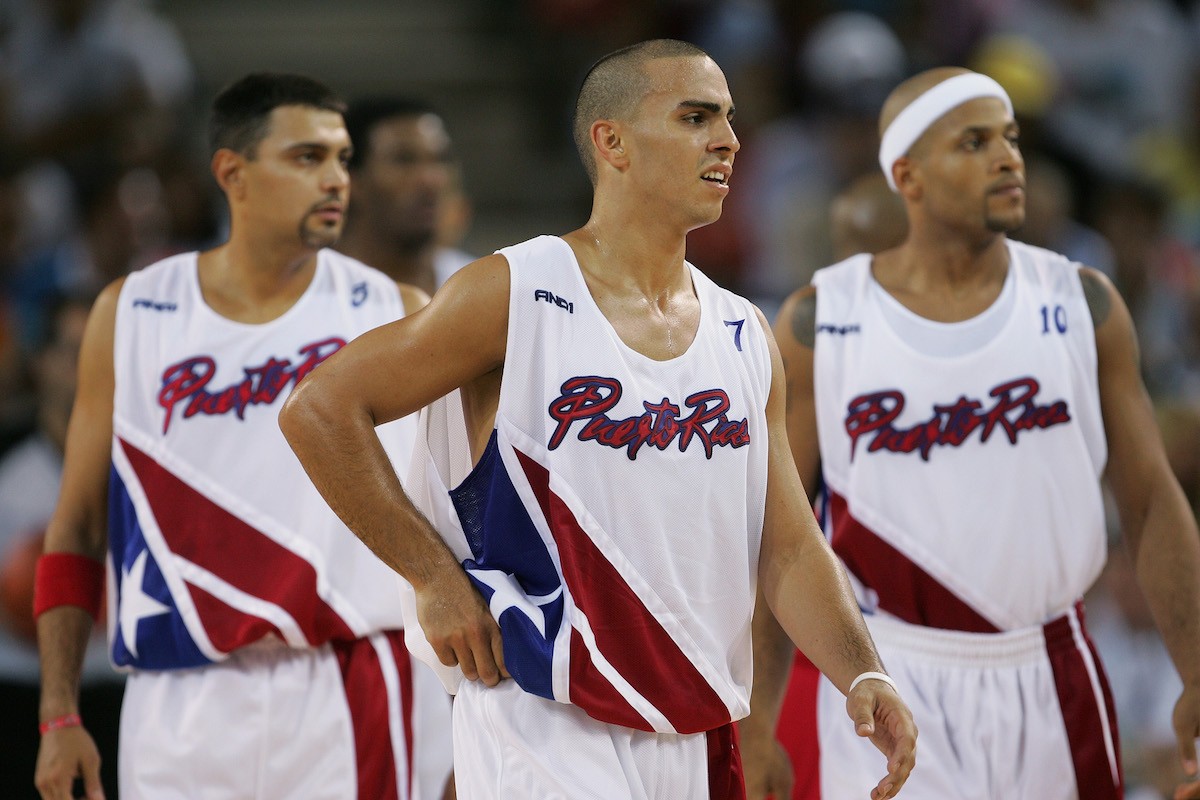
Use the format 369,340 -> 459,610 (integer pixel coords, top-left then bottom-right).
410,235 -> 771,734
109,249 -> 416,670
812,240 -> 1108,632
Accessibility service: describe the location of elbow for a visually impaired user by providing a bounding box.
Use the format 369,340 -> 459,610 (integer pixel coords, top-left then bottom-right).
279,378 -> 332,454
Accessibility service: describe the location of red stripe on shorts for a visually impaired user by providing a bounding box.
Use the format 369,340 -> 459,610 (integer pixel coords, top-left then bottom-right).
707,721 -> 747,800
1044,604 -> 1123,800
775,650 -> 821,800
334,632 -> 412,800
385,632 -> 416,799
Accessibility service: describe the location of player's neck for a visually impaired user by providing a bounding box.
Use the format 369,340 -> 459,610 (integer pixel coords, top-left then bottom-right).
197,238 -> 319,324
872,232 -> 1009,323
895,227 -> 1008,289
566,217 -> 689,299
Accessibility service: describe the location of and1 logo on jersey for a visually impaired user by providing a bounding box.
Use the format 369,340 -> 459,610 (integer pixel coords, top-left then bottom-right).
844,376 -> 1071,461
546,376 -> 749,459
534,289 -> 574,313
156,337 -> 345,433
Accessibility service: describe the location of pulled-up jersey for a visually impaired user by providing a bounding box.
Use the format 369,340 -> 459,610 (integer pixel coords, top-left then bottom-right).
408,235 -> 771,734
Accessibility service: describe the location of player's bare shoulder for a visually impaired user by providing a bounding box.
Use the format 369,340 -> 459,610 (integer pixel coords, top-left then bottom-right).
775,285 -> 818,350
1077,266 -> 1114,331
396,282 -> 431,317
424,252 -> 512,372
82,275 -> 129,360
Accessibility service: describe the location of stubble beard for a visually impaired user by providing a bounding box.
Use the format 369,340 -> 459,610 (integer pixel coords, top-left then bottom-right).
300,215 -> 342,250
984,201 -> 1025,234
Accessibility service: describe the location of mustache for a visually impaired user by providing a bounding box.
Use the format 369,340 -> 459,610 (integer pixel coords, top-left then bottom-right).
307,195 -> 344,213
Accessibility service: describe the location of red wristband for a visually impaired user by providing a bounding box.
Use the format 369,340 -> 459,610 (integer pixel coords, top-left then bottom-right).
33,552 -> 104,620
39,713 -> 82,735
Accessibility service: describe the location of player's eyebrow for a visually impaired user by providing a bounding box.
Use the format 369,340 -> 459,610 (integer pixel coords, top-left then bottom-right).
677,100 -> 736,119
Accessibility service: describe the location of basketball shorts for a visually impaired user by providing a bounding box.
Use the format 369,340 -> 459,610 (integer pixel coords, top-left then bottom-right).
806,604 -> 1122,799
118,631 -> 452,800
452,678 -> 745,800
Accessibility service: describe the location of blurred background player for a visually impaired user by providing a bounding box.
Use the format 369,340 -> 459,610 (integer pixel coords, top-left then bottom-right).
33,71 -> 449,800
340,97 -> 474,295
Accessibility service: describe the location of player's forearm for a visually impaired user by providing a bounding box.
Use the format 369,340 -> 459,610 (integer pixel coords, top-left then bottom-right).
742,589 -> 797,741
762,530 -> 885,694
1130,481 -> 1200,687
37,607 -> 95,719
280,386 -> 460,589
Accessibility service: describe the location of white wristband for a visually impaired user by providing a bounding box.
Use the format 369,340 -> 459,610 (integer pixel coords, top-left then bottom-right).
848,671 -> 897,695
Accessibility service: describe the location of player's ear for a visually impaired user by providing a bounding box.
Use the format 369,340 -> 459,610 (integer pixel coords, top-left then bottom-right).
592,120 -> 629,173
211,149 -> 246,200
894,157 -> 921,201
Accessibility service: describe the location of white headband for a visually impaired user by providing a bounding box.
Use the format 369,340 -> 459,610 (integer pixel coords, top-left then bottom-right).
878,73 -> 1013,191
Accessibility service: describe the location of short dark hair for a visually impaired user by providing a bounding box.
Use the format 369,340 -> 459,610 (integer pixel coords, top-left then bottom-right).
343,97 -> 442,170
572,39 -> 711,185
209,72 -> 347,158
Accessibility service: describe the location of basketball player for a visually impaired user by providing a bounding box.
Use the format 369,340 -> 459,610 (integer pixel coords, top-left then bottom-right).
742,67 -> 1200,799
339,97 -> 472,295
279,40 -> 917,800
34,72 -> 450,799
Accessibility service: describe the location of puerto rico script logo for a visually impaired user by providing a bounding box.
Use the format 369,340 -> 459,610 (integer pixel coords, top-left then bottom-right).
156,337 -> 345,434
547,376 -> 750,460
845,376 -> 1070,461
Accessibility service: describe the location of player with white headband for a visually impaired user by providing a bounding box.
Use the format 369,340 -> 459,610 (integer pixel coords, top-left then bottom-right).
742,66 -> 1200,800
876,71 -> 1012,192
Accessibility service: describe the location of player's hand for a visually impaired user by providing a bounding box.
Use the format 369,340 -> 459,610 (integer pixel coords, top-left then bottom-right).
34,725 -> 105,800
845,678 -> 917,800
415,564 -> 509,686
1172,683 -> 1200,799
740,725 -> 794,800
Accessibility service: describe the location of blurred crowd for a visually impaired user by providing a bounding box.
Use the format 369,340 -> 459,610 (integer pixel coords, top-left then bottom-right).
1,0 -> 1199,797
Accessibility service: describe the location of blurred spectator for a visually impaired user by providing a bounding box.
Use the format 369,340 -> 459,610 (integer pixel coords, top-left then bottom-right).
0,0 -> 194,168
0,292 -> 123,800
0,159 -> 34,454
1156,400 -> 1200,520
1012,152 -> 1116,276
1086,538 -> 1184,800
1093,178 -> 1200,400
681,0 -> 793,295
0,0 -> 198,359
733,10 -> 907,310
3,161 -> 136,350
993,0 -> 1198,183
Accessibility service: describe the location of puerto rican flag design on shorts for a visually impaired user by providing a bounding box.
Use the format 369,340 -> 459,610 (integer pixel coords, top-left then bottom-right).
451,428 -> 733,735
108,436 -> 356,669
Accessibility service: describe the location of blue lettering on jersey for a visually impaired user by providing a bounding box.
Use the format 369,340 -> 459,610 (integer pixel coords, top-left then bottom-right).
817,323 -> 861,335
724,319 -> 745,351
132,298 -> 178,312
844,376 -> 1070,461
351,282 -> 368,307
156,337 -> 345,433
547,376 -> 749,459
